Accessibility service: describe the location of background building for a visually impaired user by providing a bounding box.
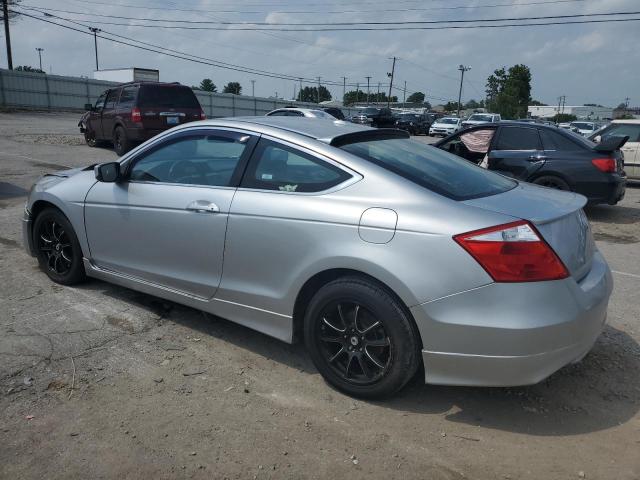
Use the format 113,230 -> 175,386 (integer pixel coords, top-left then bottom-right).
528,105 -> 613,120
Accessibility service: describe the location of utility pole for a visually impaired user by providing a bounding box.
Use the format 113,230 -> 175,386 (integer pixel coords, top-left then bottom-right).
624,96 -> 630,110
89,27 -> 101,71
251,79 -> 255,97
298,78 -> 303,102
365,76 -> 371,105
556,95 -> 566,123
341,76 -> 346,103
457,64 -> 471,118
387,56 -> 396,108
317,77 -> 321,103
403,80 -> 407,105
35,48 -> 44,72
2,0 -> 13,70
377,82 -> 380,103
356,83 -> 359,103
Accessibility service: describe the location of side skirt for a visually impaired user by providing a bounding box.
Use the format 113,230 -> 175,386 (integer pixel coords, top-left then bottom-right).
83,258 -> 294,343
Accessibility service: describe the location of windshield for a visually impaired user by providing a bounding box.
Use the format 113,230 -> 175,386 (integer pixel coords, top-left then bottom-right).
468,114 -> 493,122
437,118 -> 459,125
339,138 -> 516,201
571,122 -> 595,130
138,86 -> 200,108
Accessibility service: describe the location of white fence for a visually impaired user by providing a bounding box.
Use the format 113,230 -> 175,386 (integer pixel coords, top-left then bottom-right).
0,69 -> 359,118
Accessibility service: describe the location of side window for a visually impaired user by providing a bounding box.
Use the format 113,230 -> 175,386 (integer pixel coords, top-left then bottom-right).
268,110 -> 287,116
242,140 -> 351,193
129,133 -> 251,187
104,89 -> 119,110
494,127 -> 540,150
94,93 -> 107,110
604,124 -> 640,142
118,86 -> 137,109
288,110 -> 304,117
539,129 -> 581,151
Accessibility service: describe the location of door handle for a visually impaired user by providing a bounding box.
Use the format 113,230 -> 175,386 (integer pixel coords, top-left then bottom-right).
528,154 -> 547,161
186,200 -> 220,213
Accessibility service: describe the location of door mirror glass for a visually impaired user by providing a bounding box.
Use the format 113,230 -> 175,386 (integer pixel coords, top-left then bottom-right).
95,162 -> 121,182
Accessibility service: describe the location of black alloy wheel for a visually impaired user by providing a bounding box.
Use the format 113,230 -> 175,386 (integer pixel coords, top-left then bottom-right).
317,301 -> 391,385
34,208 -> 86,285
304,276 -> 420,398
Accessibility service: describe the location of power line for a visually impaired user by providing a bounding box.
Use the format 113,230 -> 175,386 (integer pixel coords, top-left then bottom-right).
18,6 -> 640,27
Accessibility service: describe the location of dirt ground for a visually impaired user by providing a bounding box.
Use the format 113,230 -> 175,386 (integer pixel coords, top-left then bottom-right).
1,112 -> 639,480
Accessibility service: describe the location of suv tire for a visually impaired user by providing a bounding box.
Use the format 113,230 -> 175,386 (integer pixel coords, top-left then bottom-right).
113,126 -> 132,156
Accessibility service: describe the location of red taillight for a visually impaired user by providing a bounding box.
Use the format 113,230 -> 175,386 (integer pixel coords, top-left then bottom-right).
200,109 -> 206,120
591,157 -> 615,173
131,107 -> 142,123
454,221 -> 568,282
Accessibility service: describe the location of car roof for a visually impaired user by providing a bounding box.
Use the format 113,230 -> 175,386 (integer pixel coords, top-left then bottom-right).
611,119 -> 640,124
184,116 -> 382,144
271,107 -> 324,113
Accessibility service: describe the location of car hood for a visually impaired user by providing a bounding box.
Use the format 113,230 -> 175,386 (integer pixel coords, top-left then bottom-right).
43,166 -> 91,178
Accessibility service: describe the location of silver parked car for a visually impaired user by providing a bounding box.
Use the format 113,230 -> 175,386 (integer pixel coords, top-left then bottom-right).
22,117 -> 612,398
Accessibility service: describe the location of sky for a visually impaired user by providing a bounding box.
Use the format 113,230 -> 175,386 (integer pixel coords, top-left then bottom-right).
1,0 -> 638,107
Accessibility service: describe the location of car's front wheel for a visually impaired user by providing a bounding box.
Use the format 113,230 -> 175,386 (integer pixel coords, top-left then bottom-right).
304,276 -> 420,399
33,208 -> 86,285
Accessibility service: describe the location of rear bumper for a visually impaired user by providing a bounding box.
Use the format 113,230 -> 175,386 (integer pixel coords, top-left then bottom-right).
578,174 -> 626,205
410,250 -> 612,386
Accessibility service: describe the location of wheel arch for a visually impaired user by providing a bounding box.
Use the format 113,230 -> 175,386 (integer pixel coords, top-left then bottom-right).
527,169 -> 574,188
291,268 -> 423,350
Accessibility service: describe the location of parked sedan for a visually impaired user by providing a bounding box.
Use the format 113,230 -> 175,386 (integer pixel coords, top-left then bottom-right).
266,107 -> 333,118
23,117 -> 612,398
461,113 -> 501,128
435,122 -> 626,205
429,117 -> 462,136
350,107 -> 396,128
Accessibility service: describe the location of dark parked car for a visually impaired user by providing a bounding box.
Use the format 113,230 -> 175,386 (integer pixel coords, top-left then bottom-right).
322,107 -> 346,120
350,107 -> 396,128
394,113 -> 434,135
79,82 -> 205,156
435,122 -> 627,205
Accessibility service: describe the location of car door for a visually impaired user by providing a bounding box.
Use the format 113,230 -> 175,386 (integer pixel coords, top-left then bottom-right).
88,92 -> 106,136
487,125 -> 544,179
100,88 -> 120,140
84,128 -> 258,299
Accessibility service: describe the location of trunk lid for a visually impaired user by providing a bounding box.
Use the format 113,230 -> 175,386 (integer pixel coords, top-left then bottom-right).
464,182 -> 594,281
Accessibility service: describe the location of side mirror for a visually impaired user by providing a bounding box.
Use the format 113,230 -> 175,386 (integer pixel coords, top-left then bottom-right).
593,135 -> 602,143
84,103 -> 94,111
94,162 -> 121,182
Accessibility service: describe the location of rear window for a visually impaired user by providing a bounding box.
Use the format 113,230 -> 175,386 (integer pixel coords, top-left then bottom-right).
339,138 -> 516,201
137,86 -> 200,108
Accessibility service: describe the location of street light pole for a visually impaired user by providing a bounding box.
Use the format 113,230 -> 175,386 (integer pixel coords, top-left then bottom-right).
341,76 -> 346,104
457,64 -> 471,117
387,56 -> 396,108
89,27 -> 101,71
251,79 -> 255,97
365,76 -> 371,105
317,76 -> 321,103
403,80 -> 407,105
2,0 -> 13,70
35,48 -> 44,71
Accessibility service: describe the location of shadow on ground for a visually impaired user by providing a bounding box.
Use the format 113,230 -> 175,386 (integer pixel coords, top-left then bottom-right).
76,278 -> 640,438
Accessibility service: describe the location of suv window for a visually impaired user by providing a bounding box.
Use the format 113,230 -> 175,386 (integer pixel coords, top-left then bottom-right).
601,124 -> 640,142
94,93 -> 107,110
242,139 -> 351,193
104,89 -> 119,109
137,85 -> 200,108
118,86 -> 137,109
494,126 -> 541,150
340,137 -> 515,201
540,128 -> 581,151
129,133 -> 251,186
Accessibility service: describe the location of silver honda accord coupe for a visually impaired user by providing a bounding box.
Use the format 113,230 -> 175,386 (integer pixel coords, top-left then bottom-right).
22,117 -> 612,398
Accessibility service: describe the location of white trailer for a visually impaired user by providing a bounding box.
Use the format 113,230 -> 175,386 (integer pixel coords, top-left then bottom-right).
93,68 -> 159,83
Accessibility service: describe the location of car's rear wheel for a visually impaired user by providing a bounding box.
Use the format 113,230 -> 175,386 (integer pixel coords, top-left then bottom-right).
532,175 -> 571,191
304,276 -> 420,399
113,126 -> 131,156
34,208 -> 86,285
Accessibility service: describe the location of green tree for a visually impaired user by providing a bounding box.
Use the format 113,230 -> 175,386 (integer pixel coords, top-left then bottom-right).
343,90 -> 396,105
485,64 -> 532,119
406,91 -> 425,103
553,113 -> 577,123
464,99 -> 480,109
199,78 -> 217,92
530,99 -> 547,106
223,82 -> 242,95
443,101 -> 461,112
297,86 -> 332,103
15,65 -> 44,73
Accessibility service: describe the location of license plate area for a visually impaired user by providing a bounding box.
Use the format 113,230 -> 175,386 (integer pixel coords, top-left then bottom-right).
166,116 -> 179,125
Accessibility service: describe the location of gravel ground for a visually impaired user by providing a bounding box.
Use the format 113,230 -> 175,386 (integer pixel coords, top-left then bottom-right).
0,112 -> 639,480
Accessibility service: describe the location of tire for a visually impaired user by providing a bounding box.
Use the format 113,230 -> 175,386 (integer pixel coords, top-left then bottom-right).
304,276 -> 420,399
84,128 -> 106,148
113,126 -> 131,156
532,175 -> 571,191
33,208 -> 86,285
